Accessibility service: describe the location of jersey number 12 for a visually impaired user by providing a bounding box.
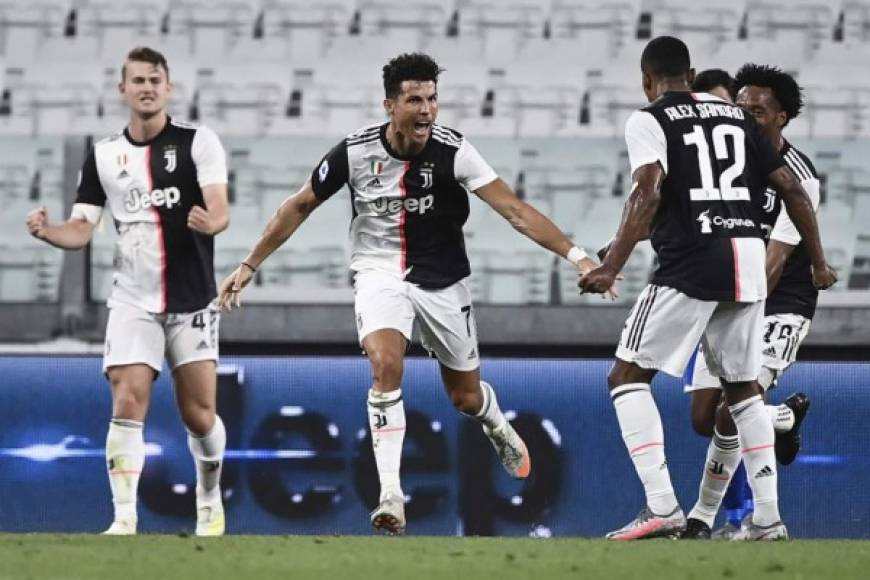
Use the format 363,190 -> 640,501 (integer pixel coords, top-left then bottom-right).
683,125 -> 750,202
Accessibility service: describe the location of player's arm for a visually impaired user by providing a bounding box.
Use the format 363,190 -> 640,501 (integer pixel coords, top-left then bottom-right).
218,180 -> 322,310
766,240 -> 795,294
579,163 -> 663,294
581,109 -> 665,295
188,183 -> 229,235
476,178 -> 598,272
767,167 -> 836,289
26,205 -> 97,250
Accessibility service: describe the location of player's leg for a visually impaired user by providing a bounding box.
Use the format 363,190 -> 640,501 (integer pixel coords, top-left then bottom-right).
760,314 -> 813,465
355,271 -> 414,535
101,304 -> 163,535
167,301 -> 225,537
410,278 -> 530,479
707,301 -> 788,540
440,365 -> 530,478
683,348 -> 743,539
606,285 -> 713,540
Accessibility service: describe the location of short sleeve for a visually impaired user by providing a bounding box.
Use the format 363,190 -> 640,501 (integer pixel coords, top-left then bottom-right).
310,140 -> 350,201
745,115 -> 786,178
454,139 -> 497,191
191,125 -> 228,187
624,110 -> 668,175
74,148 -> 107,207
770,177 -> 821,245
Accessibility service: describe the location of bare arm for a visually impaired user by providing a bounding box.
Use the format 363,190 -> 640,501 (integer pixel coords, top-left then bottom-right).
188,183 -> 230,235
26,207 -> 96,250
767,166 -> 837,289
218,179 -> 322,309
475,177 -> 575,260
766,239 -> 796,296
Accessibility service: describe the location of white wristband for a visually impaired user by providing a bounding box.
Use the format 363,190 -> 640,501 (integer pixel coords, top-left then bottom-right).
566,246 -> 589,265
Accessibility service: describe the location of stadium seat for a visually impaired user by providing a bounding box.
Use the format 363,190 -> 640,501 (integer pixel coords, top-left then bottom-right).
257,1 -> 355,61
0,1 -> 70,66
164,1 -> 257,63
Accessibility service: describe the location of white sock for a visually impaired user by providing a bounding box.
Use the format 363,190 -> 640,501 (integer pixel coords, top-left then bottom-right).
688,429 -> 741,527
730,395 -> 780,527
368,388 -> 405,502
468,381 -> 507,431
106,419 -> 145,523
767,404 -> 795,434
187,415 -> 226,505
611,383 -> 678,516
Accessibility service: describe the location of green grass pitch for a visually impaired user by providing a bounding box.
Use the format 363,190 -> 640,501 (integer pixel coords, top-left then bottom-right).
2,535 -> 869,580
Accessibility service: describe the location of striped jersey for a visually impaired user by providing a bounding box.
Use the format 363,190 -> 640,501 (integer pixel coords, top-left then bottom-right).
624,91 -> 785,302
74,118 -> 228,313
310,122 -> 497,288
759,140 -> 821,319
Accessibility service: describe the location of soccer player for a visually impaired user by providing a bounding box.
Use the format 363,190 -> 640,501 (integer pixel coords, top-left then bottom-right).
691,69 -> 736,103
25,47 -> 230,536
682,64 -> 819,540
579,37 -> 836,541
218,53 -> 609,535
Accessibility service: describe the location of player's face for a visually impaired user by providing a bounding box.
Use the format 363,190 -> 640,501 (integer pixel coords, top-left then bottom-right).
385,80 -> 438,146
737,85 -> 786,133
119,60 -> 172,119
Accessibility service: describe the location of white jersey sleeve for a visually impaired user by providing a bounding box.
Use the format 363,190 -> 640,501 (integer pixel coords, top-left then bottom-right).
624,110 -> 668,175
191,125 -> 228,187
770,177 -> 821,245
455,139 -> 497,191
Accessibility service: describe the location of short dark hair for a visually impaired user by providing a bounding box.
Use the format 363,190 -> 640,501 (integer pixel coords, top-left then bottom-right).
382,53 -> 443,99
692,69 -> 736,100
640,36 -> 691,78
122,46 -> 170,81
734,63 -> 803,125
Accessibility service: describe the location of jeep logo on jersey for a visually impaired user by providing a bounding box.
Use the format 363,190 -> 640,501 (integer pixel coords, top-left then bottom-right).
164,149 -> 177,173
372,194 -> 435,215
125,186 -> 182,212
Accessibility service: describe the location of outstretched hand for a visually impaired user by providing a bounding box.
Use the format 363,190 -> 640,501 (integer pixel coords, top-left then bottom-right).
218,263 -> 256,311
577,257 -> 620,300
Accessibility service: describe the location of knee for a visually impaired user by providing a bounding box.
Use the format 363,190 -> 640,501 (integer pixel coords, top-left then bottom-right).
607,366 -> 628,390
448,387 -> 479,415
180,401 -> 215,436
111,382 -> 147,418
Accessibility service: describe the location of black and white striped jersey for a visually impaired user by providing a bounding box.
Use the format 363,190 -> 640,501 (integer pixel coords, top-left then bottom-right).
759,140 -> 820,319
73,118 -> 228,313
624,91 -> 785,302
310,122 -> 497,289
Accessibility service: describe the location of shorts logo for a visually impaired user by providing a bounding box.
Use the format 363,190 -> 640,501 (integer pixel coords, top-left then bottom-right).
164,148 -> 177,173
697,210 -> 712,234
318,159 -> 329,182
372,193 -> 434,215
125,186 -> 182,213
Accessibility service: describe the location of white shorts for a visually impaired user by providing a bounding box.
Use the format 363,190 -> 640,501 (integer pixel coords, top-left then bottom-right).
103,300 -> 220,373
616,284 -> 763,382
685,312 -> 811,392
353,270 -> 480,372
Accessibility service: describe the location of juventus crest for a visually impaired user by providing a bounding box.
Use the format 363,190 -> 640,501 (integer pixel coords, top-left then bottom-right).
164,149 -> 177,173
420,166 -> 433,189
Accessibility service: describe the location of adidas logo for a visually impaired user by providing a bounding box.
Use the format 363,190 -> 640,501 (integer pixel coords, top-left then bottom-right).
118,169 -> 129,179
755,465 -> 774,478
367,177 -> 382,188
763,346 -> 777,356
197,340 -> 209,350
467,348 -> 477,360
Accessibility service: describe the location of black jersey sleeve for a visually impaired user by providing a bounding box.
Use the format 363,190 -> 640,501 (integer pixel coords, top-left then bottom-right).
310,139 -> 349,201
74,148 -> 107,207
745,115 -> 786,177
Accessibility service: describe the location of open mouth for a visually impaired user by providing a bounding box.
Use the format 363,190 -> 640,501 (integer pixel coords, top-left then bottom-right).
413,121 -> 431,136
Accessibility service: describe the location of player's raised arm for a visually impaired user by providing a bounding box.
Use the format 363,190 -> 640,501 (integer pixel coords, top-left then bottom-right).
218,179 -> 322,309
766,166 -> 836,290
